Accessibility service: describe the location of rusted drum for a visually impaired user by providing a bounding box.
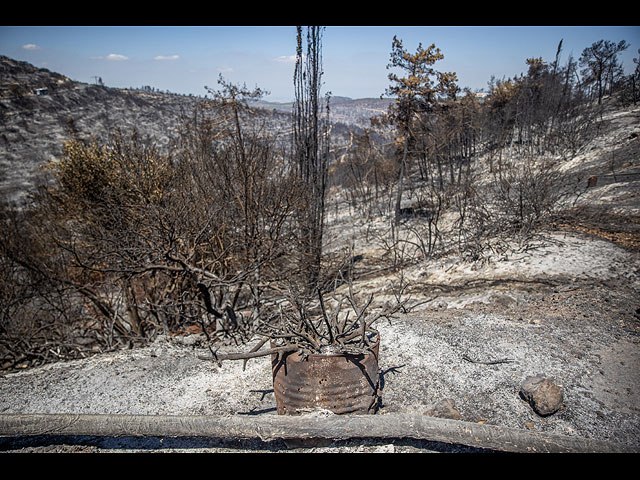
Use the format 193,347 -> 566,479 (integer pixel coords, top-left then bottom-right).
271,335 -> 381,415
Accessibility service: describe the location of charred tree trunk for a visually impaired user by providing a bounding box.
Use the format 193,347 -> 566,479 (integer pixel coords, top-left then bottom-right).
293,26 -> 330,290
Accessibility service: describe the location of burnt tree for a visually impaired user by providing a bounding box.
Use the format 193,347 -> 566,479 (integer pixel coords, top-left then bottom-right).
292,26 -> 330,290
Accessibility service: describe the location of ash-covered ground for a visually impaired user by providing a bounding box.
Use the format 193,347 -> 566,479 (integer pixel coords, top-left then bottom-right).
1,260 -> 638,452
1,93 -> 639,453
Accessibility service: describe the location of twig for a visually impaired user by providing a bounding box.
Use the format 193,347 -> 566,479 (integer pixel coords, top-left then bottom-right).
462,354 -> 513,365
317,287 -> 335,344
198,344 -> 298,363
242,337 -> 269,371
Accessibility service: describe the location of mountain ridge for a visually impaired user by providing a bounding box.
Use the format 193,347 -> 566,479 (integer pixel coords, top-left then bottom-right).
0,55 -> 389,203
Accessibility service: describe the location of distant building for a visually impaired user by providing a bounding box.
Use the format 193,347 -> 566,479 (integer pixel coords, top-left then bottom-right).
35,88 -> 48,95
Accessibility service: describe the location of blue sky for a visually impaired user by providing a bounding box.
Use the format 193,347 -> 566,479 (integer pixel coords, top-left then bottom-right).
1,26 -> 638,102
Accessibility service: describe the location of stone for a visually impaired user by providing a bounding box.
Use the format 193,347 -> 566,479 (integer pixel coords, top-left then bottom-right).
491,293 -> 517,307
520,375 -> 564,417
434,299 -> 448,310
425,398 -> 463,420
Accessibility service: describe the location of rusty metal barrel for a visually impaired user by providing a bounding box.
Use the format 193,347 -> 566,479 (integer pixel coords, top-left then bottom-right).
271,336 -> 381,415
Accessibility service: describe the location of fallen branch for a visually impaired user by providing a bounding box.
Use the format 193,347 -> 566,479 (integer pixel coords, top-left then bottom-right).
462,354 -> 513,365
0,413 -> 634,453
197,344 -> 298,364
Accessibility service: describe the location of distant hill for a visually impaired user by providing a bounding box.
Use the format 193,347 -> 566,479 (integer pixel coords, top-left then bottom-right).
0,56 -> 209,203
1,56 -> 390,204
0,55 -> 74,95
250,95 -> 393,128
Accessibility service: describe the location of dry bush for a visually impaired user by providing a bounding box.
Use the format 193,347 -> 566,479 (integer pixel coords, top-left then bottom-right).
0,90 -> 307,370
330,129 -> 398,218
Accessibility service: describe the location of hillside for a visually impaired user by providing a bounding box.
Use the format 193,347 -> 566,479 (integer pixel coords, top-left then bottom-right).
250,95 -> 393,127
0,56 -> 197,202
0,56 -> 387,204
0,55 -> 639,453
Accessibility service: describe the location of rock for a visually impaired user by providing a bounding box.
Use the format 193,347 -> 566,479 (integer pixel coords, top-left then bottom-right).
425,398 -> 463,420
491,293 -> 517,307
434,300 -> 448,310
520,375 -> 564,416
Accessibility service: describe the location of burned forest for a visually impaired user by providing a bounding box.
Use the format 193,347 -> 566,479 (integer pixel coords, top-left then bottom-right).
0,29 -> 639,453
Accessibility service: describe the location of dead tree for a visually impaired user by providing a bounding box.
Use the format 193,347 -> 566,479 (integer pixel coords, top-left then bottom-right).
199,277 -> 406,365
292,26 -> 330,291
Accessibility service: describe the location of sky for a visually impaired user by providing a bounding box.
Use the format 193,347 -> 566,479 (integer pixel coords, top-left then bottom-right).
1,26 -> 639,103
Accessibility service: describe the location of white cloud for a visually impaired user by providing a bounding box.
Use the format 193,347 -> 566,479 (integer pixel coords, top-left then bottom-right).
106,53 -> 128,61
273,55 -> 297,63
22,44 -> 40,50
154,55 -> 180,61
217,66 -> 233,73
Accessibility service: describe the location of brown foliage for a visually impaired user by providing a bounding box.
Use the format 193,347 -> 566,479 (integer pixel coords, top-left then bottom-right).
0,91 -> 308,370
